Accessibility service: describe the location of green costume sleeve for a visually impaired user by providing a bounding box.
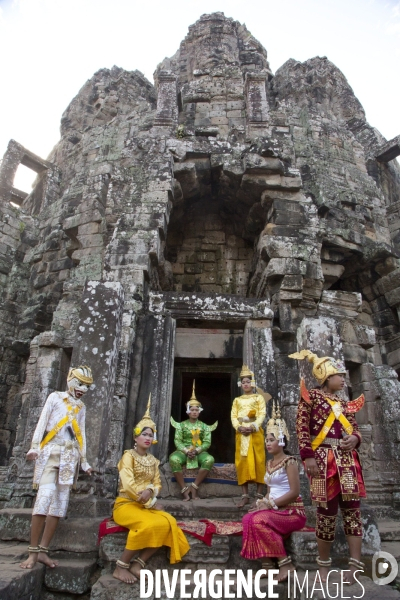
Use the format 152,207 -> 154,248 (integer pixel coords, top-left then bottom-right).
174,423 -> 187,453
200,422 -> 211,452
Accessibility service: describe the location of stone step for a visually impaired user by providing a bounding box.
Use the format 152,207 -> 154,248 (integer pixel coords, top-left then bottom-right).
378,519 -> 400,541
44,557 -> 98,595
90,569 -> 288,600
152,497 -> 318,522
0,508 -> 103,552
91,569 -> 400,600
0,467 -> 8,483
0,541 -> 44,600
381,540 -> 400,560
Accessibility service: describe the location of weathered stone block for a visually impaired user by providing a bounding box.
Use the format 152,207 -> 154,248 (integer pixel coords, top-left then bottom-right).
44,558 -> 97,594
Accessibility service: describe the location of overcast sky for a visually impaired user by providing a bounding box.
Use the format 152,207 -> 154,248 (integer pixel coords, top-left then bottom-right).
0,0 -> 399,191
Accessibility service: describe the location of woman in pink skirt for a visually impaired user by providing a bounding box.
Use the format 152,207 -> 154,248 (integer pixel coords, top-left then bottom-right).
241,402 -> 306,582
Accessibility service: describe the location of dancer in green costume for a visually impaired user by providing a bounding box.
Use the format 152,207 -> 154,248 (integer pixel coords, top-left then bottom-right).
169,381 -> 217,501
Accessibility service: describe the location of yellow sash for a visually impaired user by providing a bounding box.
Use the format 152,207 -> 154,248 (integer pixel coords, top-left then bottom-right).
40,399 -> 83,450
311,398 -> 353,451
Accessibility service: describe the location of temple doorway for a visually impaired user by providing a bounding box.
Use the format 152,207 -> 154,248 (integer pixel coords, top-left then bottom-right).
169,358 -> 241,463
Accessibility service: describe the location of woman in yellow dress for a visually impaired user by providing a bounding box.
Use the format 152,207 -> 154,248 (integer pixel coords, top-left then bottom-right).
231,365 -> 267,507
112,398 -> 190,584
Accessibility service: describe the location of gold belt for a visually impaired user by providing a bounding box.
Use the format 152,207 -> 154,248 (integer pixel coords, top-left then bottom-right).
312,436 -> 341,447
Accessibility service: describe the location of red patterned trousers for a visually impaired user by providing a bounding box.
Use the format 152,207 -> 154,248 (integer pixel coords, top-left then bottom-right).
316,495 -> 362,542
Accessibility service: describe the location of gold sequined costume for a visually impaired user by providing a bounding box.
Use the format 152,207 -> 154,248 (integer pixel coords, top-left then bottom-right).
231,367 -> 266,485
113,399 -> 190,563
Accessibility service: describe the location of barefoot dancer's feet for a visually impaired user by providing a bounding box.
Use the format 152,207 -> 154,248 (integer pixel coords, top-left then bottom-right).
277,556 -> 295,582
181,486 -> 191,502
130,556 -> 146,580
316,556 -> 332,583
191,482 -> 200,500
20,546 -> 40,569
237,494 -> 250,508
113,560 -> 137,584
343,557 -> 365,585
258,559 -> 275,579
37,546 -> 58,568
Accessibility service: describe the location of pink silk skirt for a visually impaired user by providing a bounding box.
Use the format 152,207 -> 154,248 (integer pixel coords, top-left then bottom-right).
241,508 -> 306,559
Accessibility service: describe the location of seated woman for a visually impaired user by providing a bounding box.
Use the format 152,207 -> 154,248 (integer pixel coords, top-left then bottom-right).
112,397 -> 190,584
241,402 -> 306,582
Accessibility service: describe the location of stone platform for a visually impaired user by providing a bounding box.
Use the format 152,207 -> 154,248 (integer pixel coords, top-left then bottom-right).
0,499 -> 390,599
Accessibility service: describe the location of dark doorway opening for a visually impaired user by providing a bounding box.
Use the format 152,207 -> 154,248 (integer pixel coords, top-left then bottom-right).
170,359 -> 241,463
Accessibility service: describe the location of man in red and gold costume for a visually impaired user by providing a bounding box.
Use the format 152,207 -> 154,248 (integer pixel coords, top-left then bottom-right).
289,350 -> 366,583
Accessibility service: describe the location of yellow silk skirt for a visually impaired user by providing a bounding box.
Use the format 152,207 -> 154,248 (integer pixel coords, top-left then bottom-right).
235,429 -> 265,485
113,498 -> 190,564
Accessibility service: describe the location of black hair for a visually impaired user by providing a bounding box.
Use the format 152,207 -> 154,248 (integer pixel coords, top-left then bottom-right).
134,426 -> 154,438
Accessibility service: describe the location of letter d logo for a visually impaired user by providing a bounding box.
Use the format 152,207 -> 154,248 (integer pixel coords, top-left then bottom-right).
372,551 -> 398,585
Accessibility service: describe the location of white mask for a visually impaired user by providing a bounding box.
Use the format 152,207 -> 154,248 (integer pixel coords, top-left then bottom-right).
67,376 -> 89,400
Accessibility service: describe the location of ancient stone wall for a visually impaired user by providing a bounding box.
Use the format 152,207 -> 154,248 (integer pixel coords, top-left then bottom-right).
0,11 -> 400,511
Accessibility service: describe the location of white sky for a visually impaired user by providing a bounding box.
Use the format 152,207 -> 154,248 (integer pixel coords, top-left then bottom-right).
0,0 -> 399,192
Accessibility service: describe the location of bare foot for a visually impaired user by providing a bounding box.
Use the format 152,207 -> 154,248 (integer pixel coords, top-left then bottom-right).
20,553 -> 38,569
113,565 -> 137,584
37,552 -> 58,568
191,489 -> 200,501
237,496 -> 250,508
342,564 -> 360,585
130,562 -> 142,580
317,565 -> 329,583
182,490 -> 191,502
278,562 -> 295,582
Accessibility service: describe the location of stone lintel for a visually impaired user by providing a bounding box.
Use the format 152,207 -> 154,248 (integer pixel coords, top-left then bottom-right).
376,135 -> 400,163
10,187 -> 28,206
149,291 -> 273,321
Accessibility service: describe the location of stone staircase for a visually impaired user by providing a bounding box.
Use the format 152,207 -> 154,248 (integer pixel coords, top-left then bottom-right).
0,500 -> 396,599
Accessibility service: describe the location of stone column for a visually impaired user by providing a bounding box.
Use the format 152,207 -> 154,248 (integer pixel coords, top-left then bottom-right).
69,281 -> 124,472
245,71 -> 269,129
244,319 -> 277,399
154,71 -> 178,128
127,314 -> 176,463
4,332 -> 70,507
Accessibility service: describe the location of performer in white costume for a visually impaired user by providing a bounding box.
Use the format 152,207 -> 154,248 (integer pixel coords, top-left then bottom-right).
20,365 -> 93,569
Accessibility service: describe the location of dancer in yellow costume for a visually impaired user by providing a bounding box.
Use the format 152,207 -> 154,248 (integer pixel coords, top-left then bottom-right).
112,396 -> 190,585
231,365 -> 267,507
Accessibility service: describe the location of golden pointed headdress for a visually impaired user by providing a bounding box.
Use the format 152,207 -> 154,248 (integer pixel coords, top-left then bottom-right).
289,349 -> 346,385
266,400 -> 290,446
238,364 -> 256,387
67,365 -> 93,385
186,380 -> 203,411
133,394 -> 157,444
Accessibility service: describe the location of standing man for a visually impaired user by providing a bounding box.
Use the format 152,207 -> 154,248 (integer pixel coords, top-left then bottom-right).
290,350 -> 366,584
231,365 -> 267,508
20,365 -> 94,569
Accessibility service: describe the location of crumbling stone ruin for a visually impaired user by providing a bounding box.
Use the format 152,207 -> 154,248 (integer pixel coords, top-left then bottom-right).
0,11 -> 400,599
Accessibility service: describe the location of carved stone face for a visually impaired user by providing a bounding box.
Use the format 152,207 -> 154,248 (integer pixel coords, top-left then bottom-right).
67,376 -> 89,400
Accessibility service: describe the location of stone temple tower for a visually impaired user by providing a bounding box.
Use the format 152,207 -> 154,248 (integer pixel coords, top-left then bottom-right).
1,10 -> 400,544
